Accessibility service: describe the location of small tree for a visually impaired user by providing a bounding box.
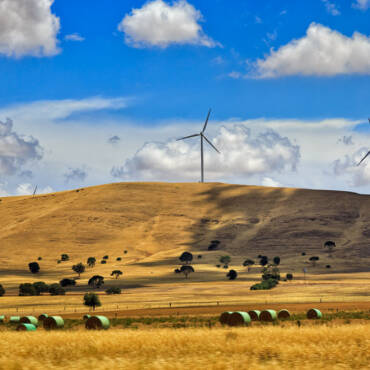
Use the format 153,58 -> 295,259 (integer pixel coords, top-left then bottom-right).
60,278 -> 76,287
49,283 -> 65,295
83,292 -> 101,311
309,256 -> 320,267
324,241 -> 336,256
38,257 -> 42,261
227,269 -> 237,280
101,260 -> 106,264
72,263 -> 85,278
243,259 -> 255,272
124,250 -> 128,254
19,283 -> 37,296
110,270 -> 123,279
262,265 -> 280,281
0,284 -> 5,297
106,287 -> 121,294
33,281 -> 49,295
116,257 -> 122,261
61,254 -> 69,262
179,252 -> 193,265
87,257 -> 96,268
174,268 -> 181,274
219,255 -> 231,267
286,273 -> 293,281
180,265 -> 194,279
28,262 -> 40,274
273,256 -> 280,266
103,255 -> 109,260
259,256 -> 268,266
88,275 -> 104,288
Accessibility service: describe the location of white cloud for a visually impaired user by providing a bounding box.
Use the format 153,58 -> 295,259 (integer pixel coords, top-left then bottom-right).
118,0 -> 218,48
352,0 -> 370,10
0,118 -> 42,176
64,167 -> 87,183
322,0 -> 340,16
253,23 -> 370,77
111,125 -> 300,181
261,177 -> 282,187
0,0 -> 60,58
228,71 -> 242,79
15,183 -> 53,195
65,33 -> 85,42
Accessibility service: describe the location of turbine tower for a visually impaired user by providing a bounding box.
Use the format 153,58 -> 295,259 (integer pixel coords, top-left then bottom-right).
177,109 -> 220,183
357,118 -> 370,166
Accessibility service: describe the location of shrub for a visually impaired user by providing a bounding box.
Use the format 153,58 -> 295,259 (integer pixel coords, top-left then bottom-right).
83,292 -> 101,310
103,255 -> 109,260
0,284 -> 5,297
28,262 -> 40,274
101,260 -> 107,264
309,256 -> 320,266
61,254 -> 69,262
273,256 -> 280,265
116,257 -> 122,261
59,278 -> 76,287
259,256 -> 268,266
262,265 -> 280,281
250,278 -> 278,290
208,240 -> 220,251
174,268 -> 181,274
227,270 -> 237,280
87,257 -> 96,268
243,259 -> 255,271
49,283 -> 65,295
179,252 -> 193,265
216,264 -> 221,268
219,255 -> 231,266
37,257 -> 42,261
286,273 -> 293,281
106,287 -> 121,294
19,283 -> 37,296
301,252 -> 306,256
197,255 -> 202,259
223,265 -> 228,269
33,281 -> 49,294
57,260 -> 61,264
72,262 -> 85,277
124,250 -> 128,254
326,264 -> 331,268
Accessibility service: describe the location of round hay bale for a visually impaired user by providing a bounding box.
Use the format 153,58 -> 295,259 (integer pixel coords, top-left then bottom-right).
307,308 -> 322,319
16,323 -> 37,331
248,310 -> 261,321
9,316 -> 20,324
43,316 -> 64,330
20,316 -> 38,326
278,309 -> 291,319
83,314 -> 91,320
85,315 -> 110,330
0,315 -> 5,323
219,311 -> 233,325
260,310 -> 277,322
228,311 -> 251,326
38,314 -> 48,321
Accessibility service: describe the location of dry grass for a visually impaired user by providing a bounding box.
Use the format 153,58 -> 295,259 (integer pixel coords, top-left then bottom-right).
0,324 -> 369,369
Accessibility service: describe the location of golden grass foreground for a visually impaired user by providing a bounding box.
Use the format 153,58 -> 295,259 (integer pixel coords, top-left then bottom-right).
0,324 -> 369,369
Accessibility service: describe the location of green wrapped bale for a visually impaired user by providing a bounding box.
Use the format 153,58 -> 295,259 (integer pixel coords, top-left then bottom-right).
307,308 -> 322,319
248,310 -> 261,321
9,316 -> 20,324
17,323 -> 37,331
260,310 -> 277,322
219,311 -> 233,325
278,309 -> 291,319
43,316 -> 64,330
0,315 -> 5,323
228,311 -> 251,326
20,316 -> 38,326
83,314 -> 91,320
86,315 -> 110,330
38,314 -> 48,321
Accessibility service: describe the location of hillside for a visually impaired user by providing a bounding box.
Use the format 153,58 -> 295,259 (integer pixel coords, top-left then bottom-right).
0,182 -> 369,274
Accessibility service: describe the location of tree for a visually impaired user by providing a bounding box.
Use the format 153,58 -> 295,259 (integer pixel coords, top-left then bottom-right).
309,256 -> 320,267
179,252 -> 193,265
33,281 -> 49,295
208,240 -> 220,251
110,270 -> 123,279
87,257 -> 96,268
262,265 -> 280,281
72,263 -> 85,278
174,268 -> 181,274
60,278 -> 76,287
259,256 -> 268,266
88,275 -> 104,288
197,255 -> 202,259
324,241 -> 336,256
273,256 -> 280,265
124,250 -> 128,254
19,283 -> 37,296
286,273 -> 293,281
103,255 -> 109,260
38,257 -> 42,261
28,262 -> 40,274
61,254 -> 69,262
116,257 -> 122,261
180,265 -> 194,279
49,283 -> 65,295
106,287 -> 121,294
243,259 -> 255,272
101,260 -> 106,264
227,270 -> 237,280
83,292 -> 101,311
219,255 -> 231,267
0,284 -> 5,297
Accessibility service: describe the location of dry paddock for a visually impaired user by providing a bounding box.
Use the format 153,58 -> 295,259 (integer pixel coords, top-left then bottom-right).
0,324 -> 369,369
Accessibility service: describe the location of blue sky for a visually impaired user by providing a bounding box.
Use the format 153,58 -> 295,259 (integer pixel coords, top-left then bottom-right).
0,0 -> 370,195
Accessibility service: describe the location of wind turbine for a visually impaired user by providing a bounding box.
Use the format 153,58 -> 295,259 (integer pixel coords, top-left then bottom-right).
177,109 -> 220,183
357,118 -> 370,166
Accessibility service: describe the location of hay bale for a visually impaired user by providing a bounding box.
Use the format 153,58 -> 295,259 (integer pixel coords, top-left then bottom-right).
260,309 -> 277,322
219,311 -> 233,325
278,309 -> 291,319
38,314 -> 48,321
9,316 -> 20,324
43,316 -> 64,330
85,315 -> 110,330
248,310 -> 261,321
16,323 -> 37,331
307,308 -> 322,319
20,316 -> 38,326
228,311 -> 251,326
83,314 -> 91,320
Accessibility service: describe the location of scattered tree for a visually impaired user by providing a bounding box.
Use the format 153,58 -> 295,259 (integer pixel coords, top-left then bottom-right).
250,278 -> 278,290
19,283 -> 37,296
286,273 -> 293,281
124,250 -> 128,254
208,240 -> 220,251
72,263 -> 85,278
219,255 -> 231,267
110,270 -> 123,279
216,264 -> 221,268
180,265 -> 194,279
243,259 -> 255,272
61,254 -> 69,262
259,256 -> 268,266
116,257 -> 122,261
106,287 -> 121,294
83,292 -> 101,311
179,252 -> 193,265
103,255 -> 109,260
38,257 -> 42,261
326,265 -> 331,269
262,265 -> 280,281
33,281 -> 49,294
88,275 -> 104,288
0,284 -> 5,297
309,256 -> 320,267
197,255 -> 202,259
87,257 -> 96,268
324,241 -> 336,256
100,260 -> 107,264
28,262 -> 40,274
227,270 -> 238,280
49,283 -> 65,295
301,252 -> 306,256
273,256 -> 281,265
174,268 -> 181,274
60,278 -> 76,287
57,260 -> 61,264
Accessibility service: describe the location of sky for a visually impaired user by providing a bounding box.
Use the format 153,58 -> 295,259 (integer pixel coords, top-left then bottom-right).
0,0 -> 369,196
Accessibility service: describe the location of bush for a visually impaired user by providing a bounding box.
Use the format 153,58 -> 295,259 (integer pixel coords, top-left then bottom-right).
208,240 -> 220,251
219,255 -> 231,266
174,268 -> 181,274
101,260 -> 107,264
0,284 -> 5,297
60,278 -> 76,287
106,287 -> 121,294
19,283 -> 37,296
179,252 -> 193,265
262,265 -> 280,281
83,292 -> 101,310
33,281 -> 49,294
273,256 -> 280,265
216,264 -> 221,268
49,283 -> 65,295
124,250 -> 128,254
87,257 -> 96,268
250,278 -> 278,290
116,257 -> 122,261
301,252 -> 306,256
61,254 -> 69,262
88,275 -> 104,288
226,270 -> 237,280
197,255 -> 202,259
57,260 -> 61,264
326,265 -> 331,268
286,273 -> 293,281
259,256 -> 268,266
28,262 -> 40,274
103,255 -> 109,260
38,257 -> 42,261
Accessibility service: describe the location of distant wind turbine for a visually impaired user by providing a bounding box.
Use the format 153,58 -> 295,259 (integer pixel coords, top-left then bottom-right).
357,118 -> 370,166
177,109 -> 220,183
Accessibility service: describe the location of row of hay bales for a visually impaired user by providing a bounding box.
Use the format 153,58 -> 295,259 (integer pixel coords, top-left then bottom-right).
0,314 -> 111,331
220,308 -> 322,326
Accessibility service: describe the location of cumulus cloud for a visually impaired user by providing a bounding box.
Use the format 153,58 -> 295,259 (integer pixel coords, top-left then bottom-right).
108,135 -> 121,145
15,183 -> 53,195
352,0 -> 370,10
65,33 -> 85,42
118,0 -> 218,48
322,0 -> 340,15
253,23 -> 370,77
261,177 -> 282,187
0,0 -> 60,58
111,125 -> 300,181
0,118 -> 42,176
64,167 -> 87,183
333,148 -> 370,186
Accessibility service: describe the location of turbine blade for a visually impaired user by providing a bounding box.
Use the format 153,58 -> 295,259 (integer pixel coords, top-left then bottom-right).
202,109 -> 212,133
203,135 -> 220,153
357,151 -> 370,166
176,133 -> 200,141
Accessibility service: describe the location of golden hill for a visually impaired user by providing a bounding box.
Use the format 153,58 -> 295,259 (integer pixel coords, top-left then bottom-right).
0,182 -> 369,274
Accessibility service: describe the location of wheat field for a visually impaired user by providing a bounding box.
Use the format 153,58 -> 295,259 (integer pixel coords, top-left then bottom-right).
0,324 -> 369,369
